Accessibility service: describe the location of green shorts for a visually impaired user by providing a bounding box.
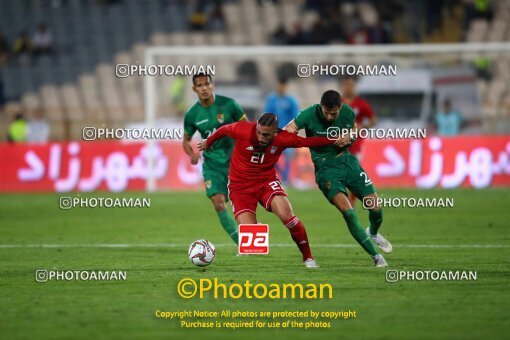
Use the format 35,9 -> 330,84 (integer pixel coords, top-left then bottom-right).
315,152 -> 376,202
202,163 -> 229,199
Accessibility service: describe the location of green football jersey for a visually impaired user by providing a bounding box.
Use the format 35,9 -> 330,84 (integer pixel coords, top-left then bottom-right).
294,103 -> 356,167
184,95 -> 246,167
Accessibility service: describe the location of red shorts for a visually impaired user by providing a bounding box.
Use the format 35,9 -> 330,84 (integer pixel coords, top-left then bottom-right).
228,179 -> 287,218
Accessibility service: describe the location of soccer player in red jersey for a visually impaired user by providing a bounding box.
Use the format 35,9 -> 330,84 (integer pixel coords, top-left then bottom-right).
197,113 -> 346,268
340,75 -> 377,206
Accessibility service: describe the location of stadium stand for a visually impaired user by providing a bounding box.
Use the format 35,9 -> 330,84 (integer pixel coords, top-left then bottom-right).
0,0 -> 508,140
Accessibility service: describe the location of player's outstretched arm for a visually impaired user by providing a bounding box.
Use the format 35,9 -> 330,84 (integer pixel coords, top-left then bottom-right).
196,139 -> 209,152
337,122 -> 358,147
285,132 -> 351,149
293,135 -> 333,148
198,123 -> 239,151
282,131 -> 331,149
283,120 -> 299,134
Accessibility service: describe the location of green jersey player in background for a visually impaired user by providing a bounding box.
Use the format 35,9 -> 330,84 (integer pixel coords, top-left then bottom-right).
285,90 -> 392,267
182,73 -> 247,244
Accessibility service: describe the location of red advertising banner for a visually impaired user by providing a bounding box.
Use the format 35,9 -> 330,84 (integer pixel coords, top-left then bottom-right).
360,136 -> 510,188
0,141 -> 202,192
0,136 -> 509,192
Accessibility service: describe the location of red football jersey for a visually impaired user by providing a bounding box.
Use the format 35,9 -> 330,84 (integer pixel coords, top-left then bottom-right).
343,96 -> 375,154
205,121 -> 332,191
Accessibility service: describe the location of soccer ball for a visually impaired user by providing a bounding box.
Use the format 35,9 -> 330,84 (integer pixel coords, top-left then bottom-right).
188,240 -> 216,267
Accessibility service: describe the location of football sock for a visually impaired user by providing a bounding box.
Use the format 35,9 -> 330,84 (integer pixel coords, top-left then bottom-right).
284,216 -> 313,261
342,209 -> 378,257
217,209 -> 238,244
369,209 -> 383,236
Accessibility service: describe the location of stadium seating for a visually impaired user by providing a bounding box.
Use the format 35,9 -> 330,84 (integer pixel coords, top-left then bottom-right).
0,0 -> 509,140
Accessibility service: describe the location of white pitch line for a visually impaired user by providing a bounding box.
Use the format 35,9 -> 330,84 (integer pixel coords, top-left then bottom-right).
0,243 -> 508,249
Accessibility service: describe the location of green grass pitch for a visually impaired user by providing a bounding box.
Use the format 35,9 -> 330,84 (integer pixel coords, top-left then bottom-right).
0,188 -> 509,339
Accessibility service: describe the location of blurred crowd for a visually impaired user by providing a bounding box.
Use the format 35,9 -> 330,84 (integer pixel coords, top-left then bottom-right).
0,23 -> 53,68
7,109 -> 50,143
188,0 -> 226,31
0,0 -> 496,70
270,0 -> 494,45
271,0 -> 396,45
0,0 -> 500,141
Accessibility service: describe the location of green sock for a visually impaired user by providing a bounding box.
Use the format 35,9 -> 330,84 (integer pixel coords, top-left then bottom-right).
369,209 -> 383,236
217,209 -> 238,244
342,209 -> 378,257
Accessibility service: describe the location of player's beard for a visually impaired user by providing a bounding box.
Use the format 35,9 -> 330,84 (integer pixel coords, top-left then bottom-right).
256,141 -> 270,149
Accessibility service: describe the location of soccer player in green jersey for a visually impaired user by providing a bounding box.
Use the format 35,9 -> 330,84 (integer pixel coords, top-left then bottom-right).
182,73 -> 247,244
284,90 -> 392,267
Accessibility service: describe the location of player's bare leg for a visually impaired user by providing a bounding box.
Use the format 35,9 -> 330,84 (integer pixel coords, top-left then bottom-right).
362,193 -> 392,254
234,211 -> 257,256
331,192 -> 387,267
235,211 -> 257,225
210,194 -> 238,244
270,195 -> 318,268
348,190 -> 357,207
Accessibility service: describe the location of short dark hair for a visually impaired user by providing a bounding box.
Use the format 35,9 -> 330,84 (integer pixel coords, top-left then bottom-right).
278,77 -> 288,85
192,73 -> 213,85
257,112 -> 278,127
320,90 -> 342,109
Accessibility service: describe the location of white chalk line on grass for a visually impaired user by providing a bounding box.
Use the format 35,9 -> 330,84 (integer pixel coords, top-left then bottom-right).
0,243 -> 508,249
